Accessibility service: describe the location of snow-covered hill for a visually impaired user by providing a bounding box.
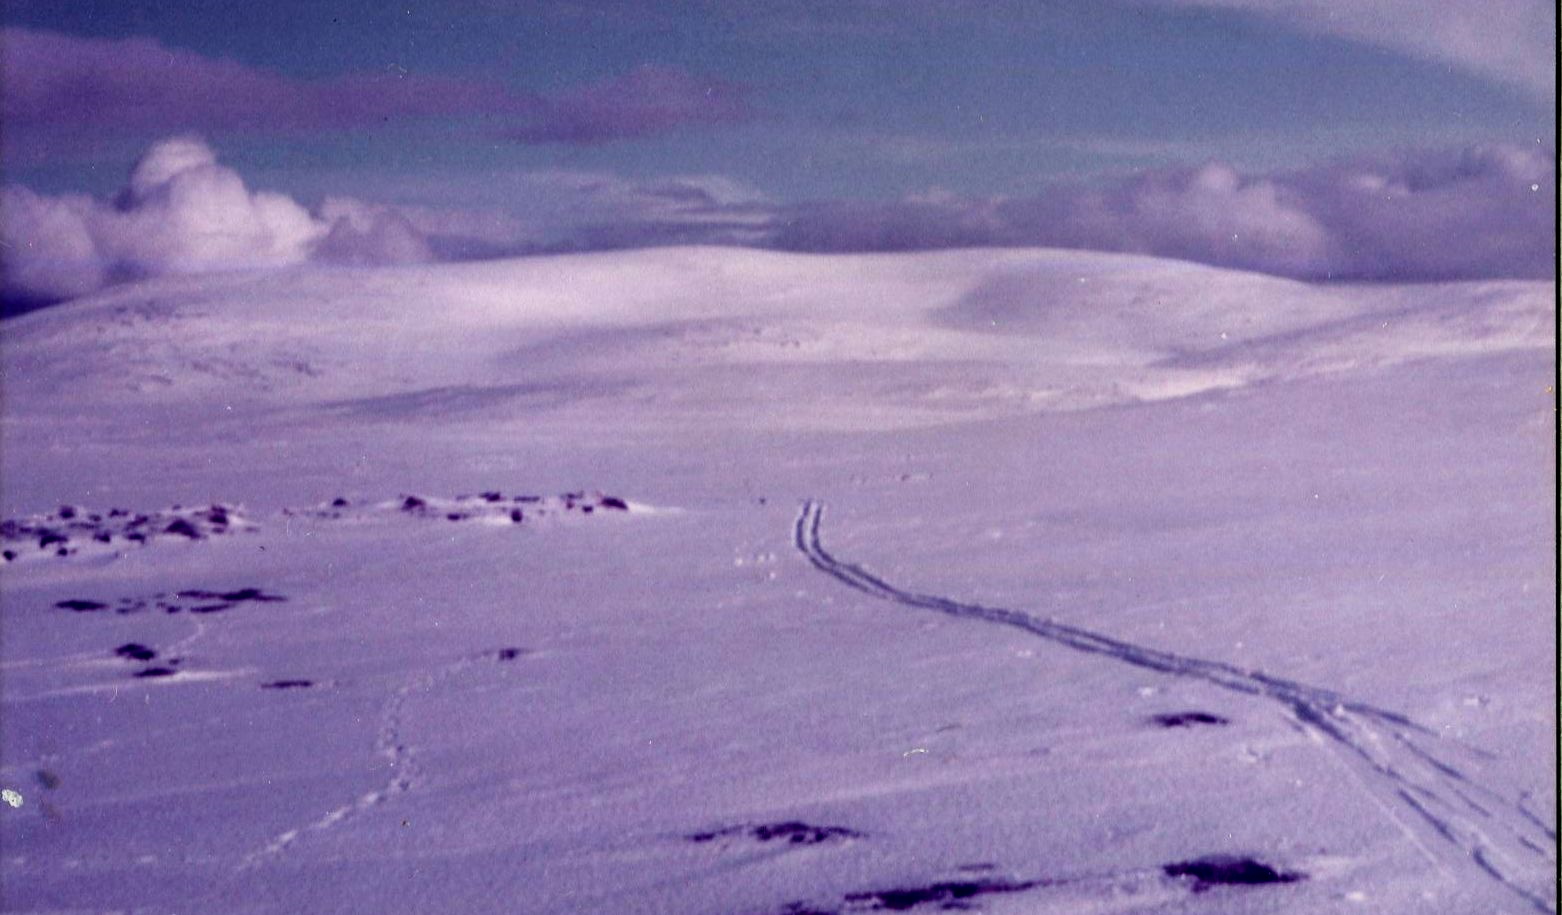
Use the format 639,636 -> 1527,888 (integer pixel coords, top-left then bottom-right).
1,248 -> 1554,914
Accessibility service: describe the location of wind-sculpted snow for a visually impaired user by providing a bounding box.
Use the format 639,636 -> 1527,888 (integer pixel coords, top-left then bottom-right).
794,500 -> 1558,913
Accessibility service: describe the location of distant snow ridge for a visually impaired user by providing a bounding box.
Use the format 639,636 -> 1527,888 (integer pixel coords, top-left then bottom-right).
0,490 -> 638,564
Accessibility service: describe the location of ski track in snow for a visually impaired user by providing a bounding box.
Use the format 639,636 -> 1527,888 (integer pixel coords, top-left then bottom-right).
793,500 -> 1557,914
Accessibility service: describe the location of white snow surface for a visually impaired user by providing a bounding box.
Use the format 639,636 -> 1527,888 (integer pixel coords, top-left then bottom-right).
0,247 -> 1554,914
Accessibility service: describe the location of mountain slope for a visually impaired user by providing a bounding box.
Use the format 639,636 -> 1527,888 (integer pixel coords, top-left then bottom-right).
1,248 -> 1554,914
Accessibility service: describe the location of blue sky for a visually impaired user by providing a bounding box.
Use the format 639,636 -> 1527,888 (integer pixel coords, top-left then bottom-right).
4,1 -> 1552,199
0,1 -> 1554,305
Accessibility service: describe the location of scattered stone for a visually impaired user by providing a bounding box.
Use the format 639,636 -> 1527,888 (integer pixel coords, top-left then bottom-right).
3,500 -> 260,560
775,904 -> 837,915
689,821 -> 863,846
164,519 -> 203,539
55,599 -> 107,612
55,588 -> 286,618
1163,855 -> 1304,891
133,667 -> 177,679
754,822 -> 858,845
843,877 -> 1041,911
177,588 -> 286,603
260,679 -> 314,690
5,490 -> 638,564
114,643 -> 157,662
1152,712 -> 1230,728
387,490 -> 636,524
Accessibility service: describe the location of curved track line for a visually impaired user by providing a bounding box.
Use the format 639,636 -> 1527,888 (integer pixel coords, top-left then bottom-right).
794,500 -> 1555,913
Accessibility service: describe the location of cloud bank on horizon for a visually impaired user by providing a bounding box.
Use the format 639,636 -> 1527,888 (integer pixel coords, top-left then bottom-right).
1,136 -> 1554,306
772,146 -> 1556,281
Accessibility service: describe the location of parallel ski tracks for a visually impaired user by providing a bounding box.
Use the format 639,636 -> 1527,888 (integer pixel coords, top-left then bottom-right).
793,500 -> 1556,913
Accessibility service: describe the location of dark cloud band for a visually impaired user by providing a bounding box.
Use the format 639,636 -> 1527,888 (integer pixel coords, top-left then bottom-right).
0,27 -> 750,152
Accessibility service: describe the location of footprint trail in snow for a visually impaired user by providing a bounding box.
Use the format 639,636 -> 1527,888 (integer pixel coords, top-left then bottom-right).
239,646 -> 529,870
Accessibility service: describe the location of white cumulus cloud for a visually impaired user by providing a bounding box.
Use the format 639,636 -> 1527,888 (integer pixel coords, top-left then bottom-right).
0,187 -> 107,302
2,137 -> 329,304
109,136 -> 324,277
0,137 -> 455,307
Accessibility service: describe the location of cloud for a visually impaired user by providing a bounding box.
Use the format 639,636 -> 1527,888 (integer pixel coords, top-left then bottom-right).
312,200 -> 434,267
308,168 -> 774,254
2,137 -> 408,306
770,145 -> 1556,281
0,138 -> 773,308
3,137 -> 325,305
1278,144 -> 1556,280
4,138 -> 1551,310
0,27 -> 751,160
498,170 -> 774,249
0,188 -> 108,305
1130,0 -> 1556,96
0,28 -> 526,136
502,65 -> 752,144
1019,163 -> 1337,277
